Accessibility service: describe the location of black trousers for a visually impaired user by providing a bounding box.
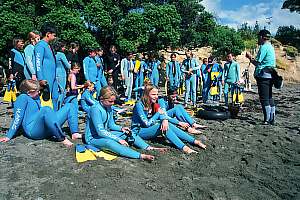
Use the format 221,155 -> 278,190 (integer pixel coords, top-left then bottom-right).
256,77 -> 275,107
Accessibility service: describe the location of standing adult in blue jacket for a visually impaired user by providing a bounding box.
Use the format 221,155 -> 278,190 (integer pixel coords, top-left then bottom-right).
24,31 -> 40,80
166,53 -> 181,89
181,51 -> 200,107
0,80 -> 81,146
246,30 -> 277,125
132,84 -> 206,154
9,37 -> 27,89
34,23 -> 59,111
85,86 -> 166,161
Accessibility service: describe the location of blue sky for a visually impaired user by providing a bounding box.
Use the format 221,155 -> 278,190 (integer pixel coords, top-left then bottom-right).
201,0 -> 300,34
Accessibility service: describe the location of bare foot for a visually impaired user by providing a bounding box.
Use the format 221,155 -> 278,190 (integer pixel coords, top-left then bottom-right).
71,133 -> 82,140
183,146 -> 198,154
61,138 -> 73,148
195,140 -> 206,149
187,127 -> 202,135
147,146 -> 169,153
140,154 -> 155,161
192,123 -> 207,129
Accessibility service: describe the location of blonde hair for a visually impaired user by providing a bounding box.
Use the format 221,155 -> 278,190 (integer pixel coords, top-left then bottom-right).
99,86 -> 117,100
141,84 -> 158,110
19,80 -> 40,93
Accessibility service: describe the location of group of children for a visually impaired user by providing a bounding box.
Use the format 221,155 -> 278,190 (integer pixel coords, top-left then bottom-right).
0,22 -> 250,161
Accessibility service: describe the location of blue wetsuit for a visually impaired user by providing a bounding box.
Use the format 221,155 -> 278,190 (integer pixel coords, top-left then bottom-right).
95,55 -> 108,93
131,101 -> 196,150
5,94 -> 79,141
166,61 -> 181,89
24,44 -> 36,79
35,40 -> 59,110
181,58 -> 200,105
85,103 -> 150,159
149,60 -> 160,87
223,60 -> 240,105
158,98 -> 195,125
83,56 -> 100,96
80,89 -> 97,113
121,58 -> 134,100
134,61 -> 144,99
209,63 -> 223,101
201,63 -> 210,103
55,52 -> 71,107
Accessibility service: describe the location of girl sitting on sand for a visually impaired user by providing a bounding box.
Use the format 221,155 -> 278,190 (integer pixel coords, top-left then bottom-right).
131,84 -> 206,154
0,80 -> 82,147
158,87 -> 207,135
84,86 -> 167,161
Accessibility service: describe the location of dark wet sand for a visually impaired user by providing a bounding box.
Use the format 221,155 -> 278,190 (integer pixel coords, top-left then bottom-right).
0,84 -> 299,200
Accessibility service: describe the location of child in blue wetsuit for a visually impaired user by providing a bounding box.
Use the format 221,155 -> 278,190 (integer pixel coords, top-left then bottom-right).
121,52 -> 134,101
166,53 -> 181,90
148,53 -> 161,87
35,23 -> 59,111
9,37 -> 27,90
95,48 -> 108,94
181,51 -> 200,107
83,48 -> 100,95
24,31 -> 40,81
132,84 -> 206,154
85,86 -> 167,161
54,41 -> 71,108
158,87 -> 207,135
0,80 -> 81,146
80,82 -> 97,113
201,58 -> 210,103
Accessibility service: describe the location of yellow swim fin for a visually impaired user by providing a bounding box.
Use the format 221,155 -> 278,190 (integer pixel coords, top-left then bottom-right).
124,99 -> 136,106
40,84 -> 53,109
85,145 -> 117,161
75,144 -> 97,163
3,89 -> 12,102
210,85 -> 218,96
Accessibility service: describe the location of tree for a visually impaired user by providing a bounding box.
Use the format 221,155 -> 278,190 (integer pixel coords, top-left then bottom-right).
282,0 -> 300,13
275,25 -> 300,50
209,25 -> 245,58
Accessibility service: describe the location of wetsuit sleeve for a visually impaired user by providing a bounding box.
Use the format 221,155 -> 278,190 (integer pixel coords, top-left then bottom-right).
8,50 -> 15,75
61,53 -> 71,70
6,95 -> 28,139
191,59 -> 200,71
135,102 -> 161,127
90,107 -> 122,142
108,111 -> 122,131
35,45 -> 45,80
83,58 -> 90,81
81,91 -> 97,106
24,47 -> 36,75
222,63 -> 227,80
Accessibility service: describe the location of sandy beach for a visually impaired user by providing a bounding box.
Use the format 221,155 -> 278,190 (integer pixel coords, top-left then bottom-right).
0,84 -> 299,200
